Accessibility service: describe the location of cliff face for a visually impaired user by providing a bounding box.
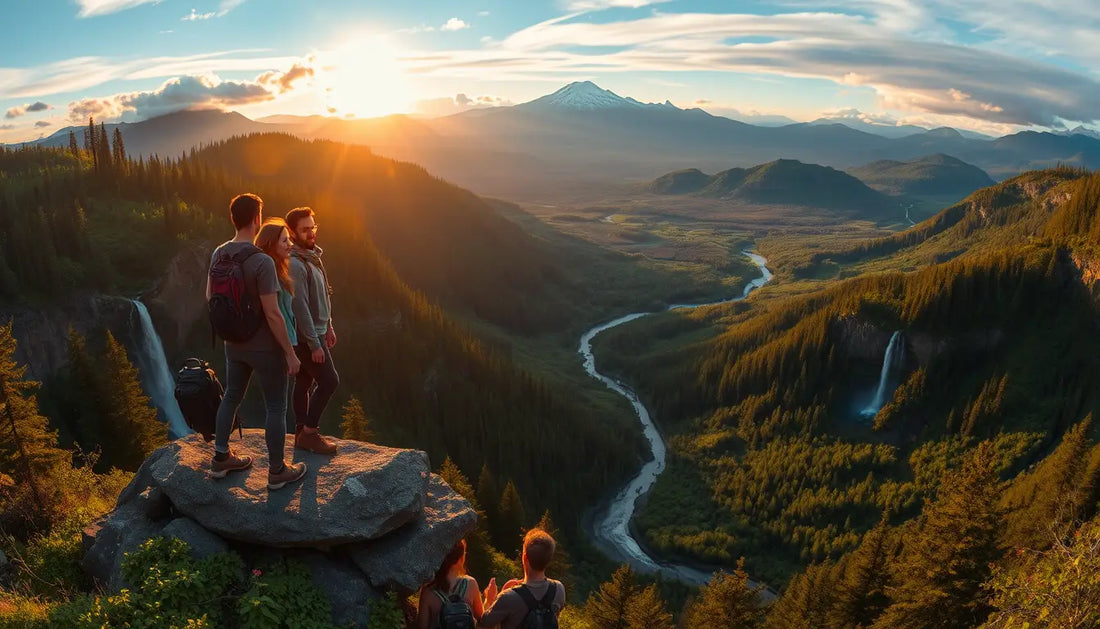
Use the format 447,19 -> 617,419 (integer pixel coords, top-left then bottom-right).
831,315 -> 1003,367
0,294 -> 135,381
142,242 -> 211,350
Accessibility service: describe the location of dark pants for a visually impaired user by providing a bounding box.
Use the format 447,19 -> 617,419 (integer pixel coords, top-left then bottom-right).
215,347 -> 288,471
293,342 -> 339,431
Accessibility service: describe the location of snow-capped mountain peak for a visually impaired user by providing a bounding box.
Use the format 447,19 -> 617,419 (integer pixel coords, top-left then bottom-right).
521,81 -> 679,112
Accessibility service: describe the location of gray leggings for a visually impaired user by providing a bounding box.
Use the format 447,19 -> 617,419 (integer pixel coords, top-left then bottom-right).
214,347 -> 288,471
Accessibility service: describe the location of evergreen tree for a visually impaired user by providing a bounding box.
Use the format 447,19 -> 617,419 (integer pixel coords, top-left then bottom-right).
111,128 -> 126,174
535,510 -> 573,587
876,442 -> 1002,628
439,456 -> 503,582
1002,416 -> 1093,551
84,117 -> 98,172
828,519 -> 894,628
496,480 -> 526,555
340,395 -> 374,442
626,584 -> 674,629
683,559 -> 765,629
96,123 -> 112,174
0,322 -> 69,524
477,464 -> 500,525
765,561 -> 839,629
67,130 -> 80,158
585,564 -> 637,629
98,331 -> 166,470
65,328 -> 104,454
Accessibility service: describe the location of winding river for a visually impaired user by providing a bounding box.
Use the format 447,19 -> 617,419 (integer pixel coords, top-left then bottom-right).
579,251 -> 774,586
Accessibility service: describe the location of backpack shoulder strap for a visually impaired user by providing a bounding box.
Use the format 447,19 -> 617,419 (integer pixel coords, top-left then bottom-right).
539,583 -> 556,606
452,577 -> 469,599
231,245 -> 262,264
433,588 -> 451,605
514,585 -> 539,611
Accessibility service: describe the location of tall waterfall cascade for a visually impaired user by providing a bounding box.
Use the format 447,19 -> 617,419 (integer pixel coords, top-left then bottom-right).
129,300 -> 190,438
861,330 -> 905,417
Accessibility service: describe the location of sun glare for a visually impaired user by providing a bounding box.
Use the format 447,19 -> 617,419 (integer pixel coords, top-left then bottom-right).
320,34 -> 414,119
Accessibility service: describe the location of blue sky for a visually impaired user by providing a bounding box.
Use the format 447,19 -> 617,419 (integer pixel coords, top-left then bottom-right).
2,0 -> 1098,142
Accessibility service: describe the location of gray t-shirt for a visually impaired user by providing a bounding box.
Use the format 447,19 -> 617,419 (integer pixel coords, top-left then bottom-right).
210,240 -> 279,353
480,579 -> 565,629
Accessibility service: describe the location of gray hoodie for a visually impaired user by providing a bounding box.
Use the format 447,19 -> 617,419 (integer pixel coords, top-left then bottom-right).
289,245 -> 332,351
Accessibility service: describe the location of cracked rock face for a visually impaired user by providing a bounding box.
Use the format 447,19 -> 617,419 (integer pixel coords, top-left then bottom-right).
147,431 -> 431,547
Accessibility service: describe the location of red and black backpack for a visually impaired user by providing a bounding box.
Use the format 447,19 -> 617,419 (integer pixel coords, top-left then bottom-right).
208,245 -> 264,343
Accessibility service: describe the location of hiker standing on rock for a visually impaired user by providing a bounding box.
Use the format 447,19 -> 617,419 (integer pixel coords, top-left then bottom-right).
286,206 -> 340,455
206,193 -> 307,490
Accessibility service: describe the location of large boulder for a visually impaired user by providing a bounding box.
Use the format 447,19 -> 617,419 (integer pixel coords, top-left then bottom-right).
351,474 -> 478,590
82,500 -> 168,591
147,431 -> 430,546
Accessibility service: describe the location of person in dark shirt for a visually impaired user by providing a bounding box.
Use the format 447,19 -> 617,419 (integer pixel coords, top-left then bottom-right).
480,528 -> 566,629
206,193 -> 306,490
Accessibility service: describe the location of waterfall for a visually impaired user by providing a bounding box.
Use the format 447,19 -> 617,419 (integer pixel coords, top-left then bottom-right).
861,331 -> 904,417
129,300 -> 190,438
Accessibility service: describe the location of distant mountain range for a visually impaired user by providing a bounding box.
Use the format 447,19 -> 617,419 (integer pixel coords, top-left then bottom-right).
649,159 -> 891,217
14,81 -> 1100,201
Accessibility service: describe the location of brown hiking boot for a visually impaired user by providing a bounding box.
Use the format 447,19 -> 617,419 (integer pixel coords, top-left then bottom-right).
295,429 -> 338,455
210,450 -> 253,478
267,462 -> 307,490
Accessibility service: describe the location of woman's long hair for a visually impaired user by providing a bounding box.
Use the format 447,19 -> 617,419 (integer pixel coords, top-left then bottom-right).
255,218 -> 293,294
431,539 -> 467,591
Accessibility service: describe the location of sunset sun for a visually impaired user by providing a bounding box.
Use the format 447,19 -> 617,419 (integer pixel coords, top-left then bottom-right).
320,34 -> 414,118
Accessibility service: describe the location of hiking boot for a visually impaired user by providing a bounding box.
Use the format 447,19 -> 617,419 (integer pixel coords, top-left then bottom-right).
295,430 -> 338,455
210,450 -> 253,478
267,462 -> 308,490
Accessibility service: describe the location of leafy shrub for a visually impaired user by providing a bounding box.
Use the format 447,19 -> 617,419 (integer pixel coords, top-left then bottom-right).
237,561 -> 334,629
365,591 -> 404,629
18,524 -> 86,599
0,592 -> 51,628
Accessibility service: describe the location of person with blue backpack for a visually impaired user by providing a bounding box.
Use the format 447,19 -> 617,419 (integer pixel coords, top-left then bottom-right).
206,193 -> 306,490
480,528 -> 565,629
415,539 -> 484,629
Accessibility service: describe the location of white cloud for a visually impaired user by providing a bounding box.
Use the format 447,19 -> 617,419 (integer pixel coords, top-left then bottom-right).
414,93 -> 512,116
65,59 -> 316,122
563,0 -> 673,10
182,9 -> 215,21
441,18 -> 470,32
217,0 -> 246,16
403,10 -> 1100,128
4,101 -> 50,119
75,0 -> 160,18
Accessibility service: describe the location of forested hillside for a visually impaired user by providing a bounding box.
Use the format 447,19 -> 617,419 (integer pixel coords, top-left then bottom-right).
593,168 -> 1100,625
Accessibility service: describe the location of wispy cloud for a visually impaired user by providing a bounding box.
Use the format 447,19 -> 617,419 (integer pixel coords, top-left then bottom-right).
404,9 -> 1100,127
75,0 -> 160,18
563,0 -> 674,10
217,0 -> 246,17
182,9 -> 215,21
34,121 -> 51,128
441,18 -> 470,32
414,93 -> 512,116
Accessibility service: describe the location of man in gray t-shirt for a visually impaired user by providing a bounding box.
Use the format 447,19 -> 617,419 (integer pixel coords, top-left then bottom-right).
206,193 -> 307,491
480,528 -> 566,629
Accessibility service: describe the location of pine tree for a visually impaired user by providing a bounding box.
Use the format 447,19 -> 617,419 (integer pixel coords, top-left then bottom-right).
0,321 -> 69,523
439,456 -> 504,582
1002,416 -> 1093,551
340,395 -> 374,442
67,130 -> 80,158
626,583 -> 674,629
876,442 -> 1002,628
98,331 -> 166,470
496,480 -> 526,555
65,328 -> 104,454
535,510 -> 573,587
585,564 -> 637,629
765,561 -> 839,629
829,520 -> 894,628
96,123 -> 112,174
111,128 -> 126,174
85,118 -> 98,172
683,559 -> 765,628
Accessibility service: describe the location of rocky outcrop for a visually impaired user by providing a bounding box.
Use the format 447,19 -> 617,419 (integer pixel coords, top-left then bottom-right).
82,430 -> 477,627
832,315 -> 1003,366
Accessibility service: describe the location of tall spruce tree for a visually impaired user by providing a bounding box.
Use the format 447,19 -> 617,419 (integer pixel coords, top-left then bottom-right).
340,395 -> 374,442
828,519 -> 895,628
477,465 -> 500,526
439,456 -> 502,582
98,331 -> 166,470
0,322 -> 69,524
626,584 -> 675,629
65,328 -> 104,454
1002,416 -> 1094,551
67,130 -> 80,158
496,480 -> 526,555
875,442 -> 1002,629
683,559 -> 765,629
765,561 -> 839,629
111,128 -> 126,174
585,564 -> 637,629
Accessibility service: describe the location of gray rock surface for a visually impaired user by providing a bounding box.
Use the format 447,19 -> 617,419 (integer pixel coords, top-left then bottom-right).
148,430 -> 430,546
161,517 -> 229,560
82,501 -> 167,590
351,474 -> 478,590
296,550 -> 380,627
